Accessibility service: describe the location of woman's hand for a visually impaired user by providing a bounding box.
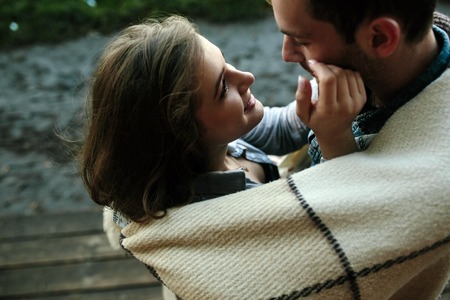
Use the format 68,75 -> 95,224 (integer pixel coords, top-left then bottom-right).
296,59 -> 366,160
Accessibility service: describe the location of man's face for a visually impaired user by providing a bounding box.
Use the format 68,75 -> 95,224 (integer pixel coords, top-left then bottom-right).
271,0 -> 361,76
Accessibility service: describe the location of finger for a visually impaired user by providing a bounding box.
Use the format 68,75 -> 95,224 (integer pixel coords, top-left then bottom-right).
296,75 -> 313,123
310,78 -> 319,102
307,60 -> 337,108
328,65 -> 360,103
344,70 -> 360,100
325,67 -> 364,113
355,72 -> 367,102
345,71 -> 366,111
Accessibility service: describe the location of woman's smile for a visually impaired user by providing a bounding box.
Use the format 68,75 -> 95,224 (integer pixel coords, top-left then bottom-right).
244,94 -> 256,114
194,35 -> 264,146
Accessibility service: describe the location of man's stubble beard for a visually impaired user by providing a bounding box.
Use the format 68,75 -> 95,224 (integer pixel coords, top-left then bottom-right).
344,43 -> 386,106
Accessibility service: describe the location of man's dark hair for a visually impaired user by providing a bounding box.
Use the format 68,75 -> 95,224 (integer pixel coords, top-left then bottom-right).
307,0 -> 437,44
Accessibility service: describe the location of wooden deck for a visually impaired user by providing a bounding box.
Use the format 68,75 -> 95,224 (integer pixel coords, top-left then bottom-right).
0,210 -> 162,300
1,210 -> 449,300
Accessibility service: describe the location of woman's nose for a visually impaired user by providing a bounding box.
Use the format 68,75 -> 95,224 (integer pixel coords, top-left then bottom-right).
237,70 -> 254,94
282,35 -> 305,63
228,63 -> 254,93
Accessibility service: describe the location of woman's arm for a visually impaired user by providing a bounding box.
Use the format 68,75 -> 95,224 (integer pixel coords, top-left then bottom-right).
241,101 -> 310,155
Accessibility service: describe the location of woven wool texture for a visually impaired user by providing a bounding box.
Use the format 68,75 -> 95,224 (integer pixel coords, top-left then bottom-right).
121,68 -> 450,299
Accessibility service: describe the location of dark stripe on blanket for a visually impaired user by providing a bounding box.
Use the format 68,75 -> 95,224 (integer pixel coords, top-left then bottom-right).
120,233 -> 165,285
269,275 -> 349,299
283,176 -> 361,299
271,235 -> 450,299
356,234 -> 450,278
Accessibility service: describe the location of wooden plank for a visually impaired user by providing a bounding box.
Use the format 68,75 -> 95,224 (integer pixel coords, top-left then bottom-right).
0,258 -> 159,298
30,286 -> 163,300
0,209 -> 104,240
0,210 -> 165,299
0,233 -> 127,269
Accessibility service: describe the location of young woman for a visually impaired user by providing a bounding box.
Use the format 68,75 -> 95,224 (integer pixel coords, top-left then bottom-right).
80,15 -> 365,227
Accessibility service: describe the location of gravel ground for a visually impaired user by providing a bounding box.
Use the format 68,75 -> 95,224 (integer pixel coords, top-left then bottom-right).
2,3 -> 450,216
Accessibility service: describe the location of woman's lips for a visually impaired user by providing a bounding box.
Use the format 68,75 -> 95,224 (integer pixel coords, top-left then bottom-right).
244,94 -> 255,114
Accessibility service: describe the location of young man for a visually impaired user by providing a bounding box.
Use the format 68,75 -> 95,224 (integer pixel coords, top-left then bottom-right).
271,0 -> 449,165
119,3 -> 450,299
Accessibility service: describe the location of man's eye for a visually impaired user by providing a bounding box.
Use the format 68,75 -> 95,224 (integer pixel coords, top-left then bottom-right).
293,38 -> 307,46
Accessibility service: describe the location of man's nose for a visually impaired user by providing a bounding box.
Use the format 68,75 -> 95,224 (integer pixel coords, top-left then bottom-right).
282,36 -> 305,63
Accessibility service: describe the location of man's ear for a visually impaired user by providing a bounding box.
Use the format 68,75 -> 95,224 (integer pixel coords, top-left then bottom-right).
360,18 -> 401,58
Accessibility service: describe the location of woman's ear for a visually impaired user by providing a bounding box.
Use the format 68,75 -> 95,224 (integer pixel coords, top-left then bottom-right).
358,17 -> 401,58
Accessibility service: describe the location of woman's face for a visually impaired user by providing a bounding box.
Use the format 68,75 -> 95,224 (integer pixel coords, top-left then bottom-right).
195,35 -> 264,148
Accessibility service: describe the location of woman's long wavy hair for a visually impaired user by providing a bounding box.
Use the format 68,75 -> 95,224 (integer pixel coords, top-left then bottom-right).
81,16 -> 208,222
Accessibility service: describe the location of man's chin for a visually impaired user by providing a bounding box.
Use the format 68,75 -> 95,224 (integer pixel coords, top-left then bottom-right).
300,63 -> 313,76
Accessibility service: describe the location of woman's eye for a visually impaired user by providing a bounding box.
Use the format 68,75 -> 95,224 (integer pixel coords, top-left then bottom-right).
220,78 -> 229,98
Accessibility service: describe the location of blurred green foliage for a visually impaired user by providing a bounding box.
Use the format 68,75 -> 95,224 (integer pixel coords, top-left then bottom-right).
0,0 -> 271,49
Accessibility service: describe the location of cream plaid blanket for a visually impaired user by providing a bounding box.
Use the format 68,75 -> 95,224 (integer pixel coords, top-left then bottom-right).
120,69 -> 450,299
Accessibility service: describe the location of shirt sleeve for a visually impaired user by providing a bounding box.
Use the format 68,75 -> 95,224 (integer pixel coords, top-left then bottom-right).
240,101 -> 310,155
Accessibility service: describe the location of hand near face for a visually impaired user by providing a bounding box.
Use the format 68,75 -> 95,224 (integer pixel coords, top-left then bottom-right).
296,60 -> 367,160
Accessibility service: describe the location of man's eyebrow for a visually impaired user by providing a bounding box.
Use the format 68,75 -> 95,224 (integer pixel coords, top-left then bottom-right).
280,29 -> 294,36
214,67 -> 225,99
